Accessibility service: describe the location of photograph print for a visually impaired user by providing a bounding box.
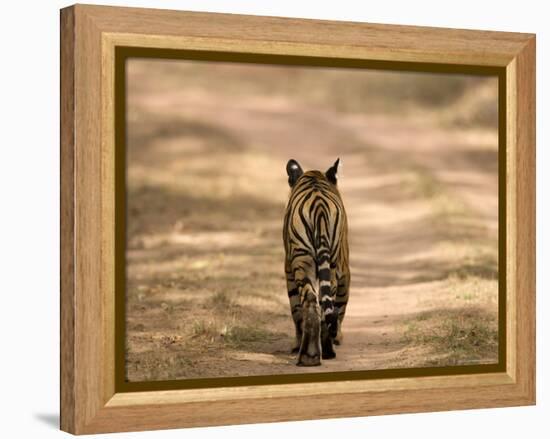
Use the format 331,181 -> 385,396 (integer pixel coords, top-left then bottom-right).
122,54 -> 501,383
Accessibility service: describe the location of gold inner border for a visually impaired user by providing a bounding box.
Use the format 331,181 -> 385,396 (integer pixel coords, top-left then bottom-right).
113,46 -> 507,393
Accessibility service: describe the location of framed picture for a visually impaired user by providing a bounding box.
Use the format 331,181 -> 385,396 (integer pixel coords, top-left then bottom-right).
60,4 -> 536,434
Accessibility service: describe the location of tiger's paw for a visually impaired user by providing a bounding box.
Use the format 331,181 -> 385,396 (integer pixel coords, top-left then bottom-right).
322,349 -> 336,360
321,337 -> 336,359
296,352 -> 321,366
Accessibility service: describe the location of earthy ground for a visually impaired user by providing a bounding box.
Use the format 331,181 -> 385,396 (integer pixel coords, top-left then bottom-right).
125,60 -> 499,381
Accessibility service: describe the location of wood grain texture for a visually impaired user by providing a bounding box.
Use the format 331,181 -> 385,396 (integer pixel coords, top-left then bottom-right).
60,6 -> 75,433
60,4 -> 536,434
100,22 -> 116,408
83,4 -> 531,66
106,373 -> 514,406
84,382 -> 532,434
505,58 -> 518,381
514,37 -> 536,399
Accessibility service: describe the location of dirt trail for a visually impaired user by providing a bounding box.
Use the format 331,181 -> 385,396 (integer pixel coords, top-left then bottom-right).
125,63 -> 499,381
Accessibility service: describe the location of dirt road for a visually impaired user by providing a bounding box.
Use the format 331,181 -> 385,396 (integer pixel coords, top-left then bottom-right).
125,61 -> 499,381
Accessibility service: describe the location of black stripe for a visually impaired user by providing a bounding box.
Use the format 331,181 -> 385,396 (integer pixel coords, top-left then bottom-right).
287,288 -> 299,297
320,286 -> 332,300
318,269 -> 331,282
317,253 -> 330,265
321,300 -> 334,311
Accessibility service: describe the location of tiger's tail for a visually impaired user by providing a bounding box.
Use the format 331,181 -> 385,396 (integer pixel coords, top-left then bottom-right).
315,215 -> 338,339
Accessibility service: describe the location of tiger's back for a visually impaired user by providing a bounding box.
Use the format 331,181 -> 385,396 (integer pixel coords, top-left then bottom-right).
283,159 -> 350,366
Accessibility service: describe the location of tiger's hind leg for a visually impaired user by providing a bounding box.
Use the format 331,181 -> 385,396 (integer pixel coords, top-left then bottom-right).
334,268 -> 350,346
298,285 -> 322,366
285,265 -> 302,354
291,257 -> 321,367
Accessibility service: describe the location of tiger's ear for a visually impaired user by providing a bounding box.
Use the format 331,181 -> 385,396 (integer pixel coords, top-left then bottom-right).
325,158 -> 340,185
286,159 -> 303,187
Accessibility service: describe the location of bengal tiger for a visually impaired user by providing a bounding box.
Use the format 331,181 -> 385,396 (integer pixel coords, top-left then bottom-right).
283,158 -> 350,366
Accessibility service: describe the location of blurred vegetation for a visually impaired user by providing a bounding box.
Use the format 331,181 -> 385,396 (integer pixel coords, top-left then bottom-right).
130,60 -> 498,127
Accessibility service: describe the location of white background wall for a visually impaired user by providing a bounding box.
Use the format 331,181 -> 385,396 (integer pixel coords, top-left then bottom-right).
0,1 -> 546,437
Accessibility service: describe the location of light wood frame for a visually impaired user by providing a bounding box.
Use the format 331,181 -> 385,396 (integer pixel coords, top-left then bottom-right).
60,4 -> 536,434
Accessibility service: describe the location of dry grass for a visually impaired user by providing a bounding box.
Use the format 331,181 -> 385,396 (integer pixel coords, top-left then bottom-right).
403,306 -> 498,366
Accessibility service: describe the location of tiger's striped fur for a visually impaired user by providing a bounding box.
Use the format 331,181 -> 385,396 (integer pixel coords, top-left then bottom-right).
283,159 -> 350,366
